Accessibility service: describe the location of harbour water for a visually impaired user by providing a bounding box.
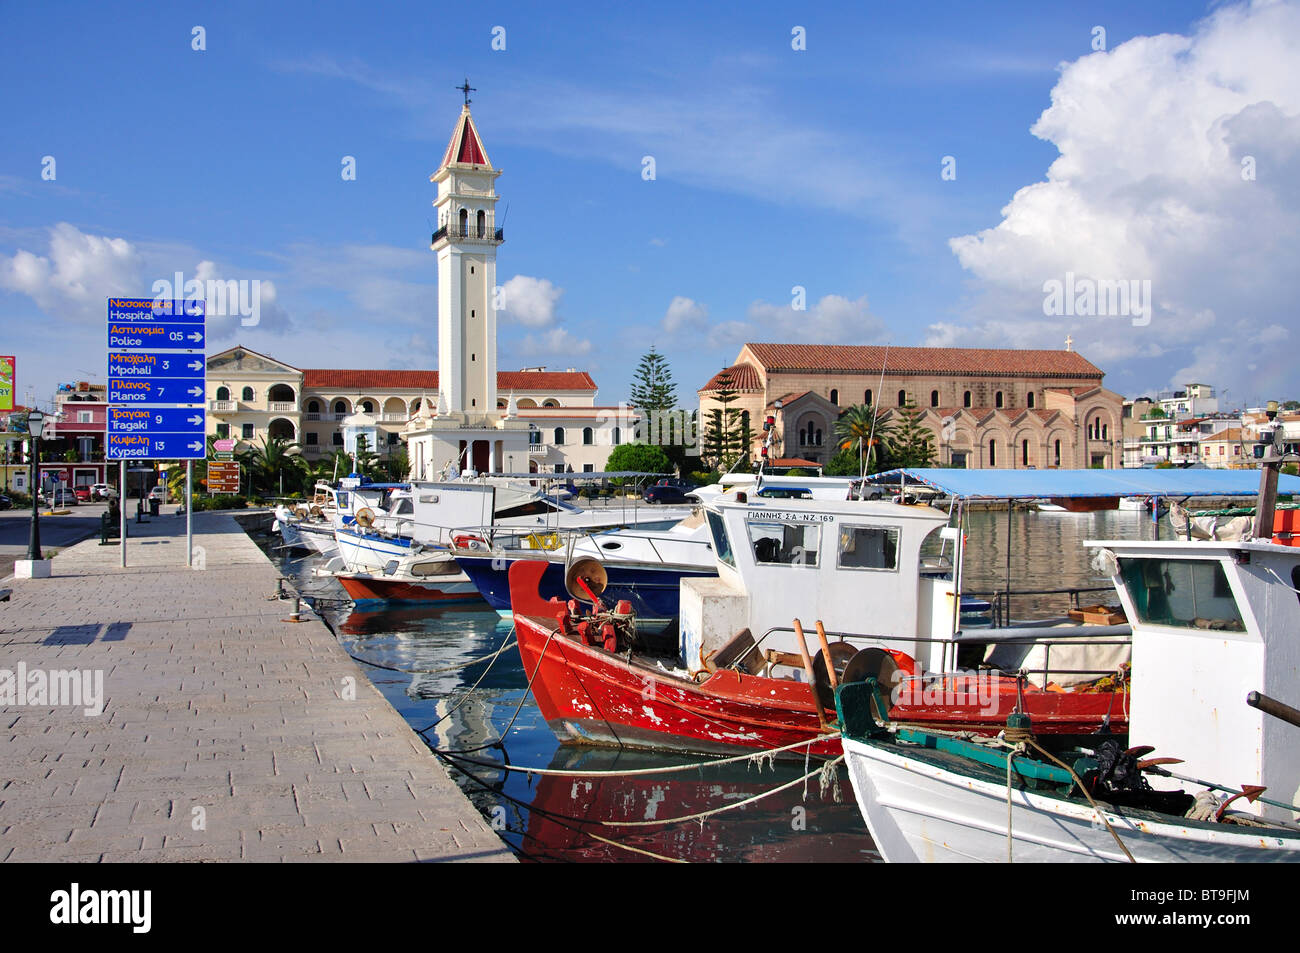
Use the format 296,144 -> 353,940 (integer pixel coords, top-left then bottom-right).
268,506 -> 1159,862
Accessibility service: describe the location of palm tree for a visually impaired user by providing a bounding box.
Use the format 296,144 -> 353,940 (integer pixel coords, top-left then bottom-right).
238,435 -> 303,497
834,404 -> 893,475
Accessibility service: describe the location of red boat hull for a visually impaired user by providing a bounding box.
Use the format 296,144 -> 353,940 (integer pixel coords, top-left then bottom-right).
336,574 -> 482,604
508,561 -> 1127,758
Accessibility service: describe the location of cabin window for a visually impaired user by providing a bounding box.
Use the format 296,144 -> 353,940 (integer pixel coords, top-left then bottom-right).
706,510 -> 735,569
746,519 -> 820,567
1117,558 -> 1244,632
837,525 -> 900,572
392,499 -> 413,515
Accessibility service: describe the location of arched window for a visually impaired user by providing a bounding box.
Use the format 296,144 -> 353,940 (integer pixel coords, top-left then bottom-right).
553,427 -> 564,445
306,399 -> 320,413
333,400 -> 348,415
995,391 -> 1004,409
989,440 -> 997,467
1054,439 -> 1062,467
1022,439 -> 1029,467
828,389 -> 838,406
864,389 -> 873,406
1101,423 -> 1109,440
1027,392 -> 1035,409
963,390 -> 971,408
476,209 -> 486,238
582,427 -> 594,445
931,390 -> 940,408
459,208 -> 468,235
898,390 -> 907,407
241,386 -> 254,401
361,400 -> 374,413
216,386 -> 230,401
612,427 -> 620,446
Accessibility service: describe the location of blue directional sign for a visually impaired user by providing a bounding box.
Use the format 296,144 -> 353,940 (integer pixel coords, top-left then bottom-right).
109,378 -> 206,404
107,432 -> 206,460
108,352 -> 206,380
107,296 -> 208,462
108,322 -> 205,349
108,406 -> 206,434
107,298 -> 205,324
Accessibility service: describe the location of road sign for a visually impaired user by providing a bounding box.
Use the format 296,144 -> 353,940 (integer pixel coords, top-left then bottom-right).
108,433 -> 206,460
108,352 -> 205,380
109,378 -> 206,404
108,407 -> 206,434
207,461 -> 241,493
108,322 -> 205,349
107,298 -> 205,324
213,438 -> 235,452
214,451 -> 234,461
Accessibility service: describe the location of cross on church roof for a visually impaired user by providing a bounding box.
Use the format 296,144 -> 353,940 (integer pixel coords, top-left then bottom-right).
1064,334 -> 1074,351
456,78 -> 476,106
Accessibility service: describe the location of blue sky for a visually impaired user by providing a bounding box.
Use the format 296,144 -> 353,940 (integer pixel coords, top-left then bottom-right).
3,1 -> 1297,412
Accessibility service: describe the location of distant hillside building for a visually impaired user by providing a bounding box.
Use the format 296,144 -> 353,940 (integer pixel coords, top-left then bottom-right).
698,343 -> 1123,469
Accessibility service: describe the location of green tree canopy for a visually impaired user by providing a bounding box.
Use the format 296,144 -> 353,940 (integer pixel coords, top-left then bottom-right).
606,442 -> 672,476
832,403 -> 893,474
890,401 -> 935,468
628,346 -> 677,414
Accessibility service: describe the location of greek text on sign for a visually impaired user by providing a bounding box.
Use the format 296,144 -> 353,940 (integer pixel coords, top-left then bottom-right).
746,509 -> 837,523
109,379 -> 204,403
107,433 -> 205,460
107,298 -> 205,323
108,323 -> 205,349
108,353 -> 205,379
108,407 -> 205,434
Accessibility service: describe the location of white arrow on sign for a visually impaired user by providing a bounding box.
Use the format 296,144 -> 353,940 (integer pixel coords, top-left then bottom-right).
187,386 -> 202,396
187,360 -> 203,371
188,441 -> 203,452
188,331 -> 202,342
188,414 -> 203,426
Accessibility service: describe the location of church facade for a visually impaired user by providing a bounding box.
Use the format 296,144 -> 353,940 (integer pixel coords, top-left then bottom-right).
698,343 -> 1124,470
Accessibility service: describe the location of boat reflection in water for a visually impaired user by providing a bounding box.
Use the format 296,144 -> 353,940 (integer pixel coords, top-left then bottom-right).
498,746 -> 877,863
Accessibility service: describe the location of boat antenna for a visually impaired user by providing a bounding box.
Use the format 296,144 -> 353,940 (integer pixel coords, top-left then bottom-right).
861,343 -> 890,499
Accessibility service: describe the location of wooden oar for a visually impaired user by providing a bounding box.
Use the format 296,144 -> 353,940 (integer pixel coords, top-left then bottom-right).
793,619 -> 830,731
814,620 -> 838,690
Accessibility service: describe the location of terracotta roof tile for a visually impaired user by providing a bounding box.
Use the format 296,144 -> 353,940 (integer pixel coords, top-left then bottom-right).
301,369 -> 596,391
745,343 -> 1103,378
700,363 -> 763,392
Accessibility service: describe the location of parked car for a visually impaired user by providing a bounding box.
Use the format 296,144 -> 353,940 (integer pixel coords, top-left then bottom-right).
90,483 -> 112,500
0,494 -> 11,511
642,478 -> 698,505
49,487 -> 78,506
148,485 -> 166,503
74,486 -> 92,502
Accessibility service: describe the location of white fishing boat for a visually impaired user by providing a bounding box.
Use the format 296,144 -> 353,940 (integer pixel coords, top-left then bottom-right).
840,456 -> 1300,863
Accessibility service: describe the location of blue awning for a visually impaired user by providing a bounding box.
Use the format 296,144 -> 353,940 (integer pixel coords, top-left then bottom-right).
867,468 -> 1300,500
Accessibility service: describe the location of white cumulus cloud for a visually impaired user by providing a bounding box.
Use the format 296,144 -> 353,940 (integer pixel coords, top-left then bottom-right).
498,274 -> 563,327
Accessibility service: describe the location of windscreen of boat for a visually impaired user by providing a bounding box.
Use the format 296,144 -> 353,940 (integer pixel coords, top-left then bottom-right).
496,498 -> 569,519
747,518 -> 819,566
1118,557 -> 1245,631
837,525 -> 900,571
706,509 -> 735,568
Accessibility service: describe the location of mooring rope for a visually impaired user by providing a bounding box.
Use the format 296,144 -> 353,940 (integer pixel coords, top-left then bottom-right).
1025,738 -> 1136,863
345,639 -> 518,676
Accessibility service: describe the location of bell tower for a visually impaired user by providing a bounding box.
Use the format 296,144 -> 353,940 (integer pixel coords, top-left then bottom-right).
430,90 -> 502,420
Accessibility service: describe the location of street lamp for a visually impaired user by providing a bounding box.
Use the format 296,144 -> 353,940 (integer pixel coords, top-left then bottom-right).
26,409 -> 45,561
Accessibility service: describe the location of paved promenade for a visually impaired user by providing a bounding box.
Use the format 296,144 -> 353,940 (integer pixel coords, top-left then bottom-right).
0,510 -> 514,862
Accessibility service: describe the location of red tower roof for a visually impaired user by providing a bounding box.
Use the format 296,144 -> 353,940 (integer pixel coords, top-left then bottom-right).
439,106 -> 492,170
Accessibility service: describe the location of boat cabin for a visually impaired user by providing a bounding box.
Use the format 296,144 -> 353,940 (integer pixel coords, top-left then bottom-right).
683,496 -> 956,676
1089,536 -> 1300,822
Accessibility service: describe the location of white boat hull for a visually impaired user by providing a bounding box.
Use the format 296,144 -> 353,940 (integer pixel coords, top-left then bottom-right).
842,736 -> 1300,863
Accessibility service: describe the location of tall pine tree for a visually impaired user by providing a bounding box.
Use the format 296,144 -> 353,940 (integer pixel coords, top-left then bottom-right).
628,346 -> 677,413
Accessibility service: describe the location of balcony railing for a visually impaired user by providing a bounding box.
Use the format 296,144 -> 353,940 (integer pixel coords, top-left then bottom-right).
269,402 -> 297,413
431,224 -> 504,245
528,444 -> 546,455
380,413 -> 407,423
210,400 -> 236,412
306,412 -> 321,421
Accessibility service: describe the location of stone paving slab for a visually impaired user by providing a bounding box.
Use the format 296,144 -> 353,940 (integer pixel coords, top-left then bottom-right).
0,511 -> 513,862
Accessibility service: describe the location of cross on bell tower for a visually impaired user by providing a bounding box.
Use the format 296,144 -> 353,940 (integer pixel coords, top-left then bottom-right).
456,78 -> 476,106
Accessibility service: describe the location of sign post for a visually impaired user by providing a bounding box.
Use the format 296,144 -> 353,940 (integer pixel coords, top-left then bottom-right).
106,298 -> 206,567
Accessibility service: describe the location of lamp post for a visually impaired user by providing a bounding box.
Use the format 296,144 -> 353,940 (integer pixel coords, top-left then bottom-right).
26,409 -> 45,561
